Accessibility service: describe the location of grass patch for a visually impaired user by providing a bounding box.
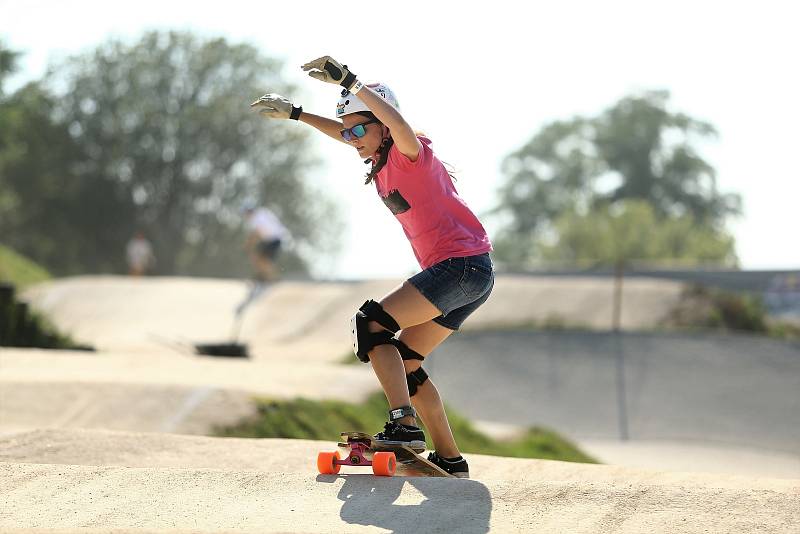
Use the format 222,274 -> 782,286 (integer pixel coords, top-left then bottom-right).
766,321 -> 800,341
664,283 -> 800,340
338,350 -> 362,364
2,297 -> 91,350
215,392 -> 596,464
0,244 -> 50,289
0,248 -> 90,350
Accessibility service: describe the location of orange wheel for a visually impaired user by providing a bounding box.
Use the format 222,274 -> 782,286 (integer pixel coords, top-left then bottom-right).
317,451 -> 341,475
372,451 -> 396,477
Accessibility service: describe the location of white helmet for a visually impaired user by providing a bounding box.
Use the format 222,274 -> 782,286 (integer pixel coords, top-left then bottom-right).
336,82 -> 400,118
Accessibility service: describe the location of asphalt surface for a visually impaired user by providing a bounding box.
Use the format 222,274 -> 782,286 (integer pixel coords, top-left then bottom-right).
428,330 -> 800,453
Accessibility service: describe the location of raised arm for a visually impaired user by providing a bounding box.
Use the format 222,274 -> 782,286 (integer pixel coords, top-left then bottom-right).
250,93 -> 348,144
352,84 -> 421,161
298,111 -> 345,143
301,56 -> 421,161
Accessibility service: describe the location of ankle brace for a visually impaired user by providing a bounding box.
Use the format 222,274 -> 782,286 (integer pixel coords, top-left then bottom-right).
388,405 -> 416,422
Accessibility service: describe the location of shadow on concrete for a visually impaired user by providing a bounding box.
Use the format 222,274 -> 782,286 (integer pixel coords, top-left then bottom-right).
316,474 -> 492,534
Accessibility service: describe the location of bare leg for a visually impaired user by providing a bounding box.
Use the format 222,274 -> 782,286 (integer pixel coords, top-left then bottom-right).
396,322 -> 461,458
367,281 -> 442,427
255,256 -> 277,281
369,343 -> 414,421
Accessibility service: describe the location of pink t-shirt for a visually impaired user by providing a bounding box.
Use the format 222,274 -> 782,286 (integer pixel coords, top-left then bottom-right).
374,136 -> 492,269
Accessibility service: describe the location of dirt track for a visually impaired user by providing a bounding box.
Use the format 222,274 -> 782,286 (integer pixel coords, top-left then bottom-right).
2,429 -> 798,534
2,275 -> 800,533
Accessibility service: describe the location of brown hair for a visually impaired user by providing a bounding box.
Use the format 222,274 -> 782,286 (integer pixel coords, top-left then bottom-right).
358,112 -> 393,185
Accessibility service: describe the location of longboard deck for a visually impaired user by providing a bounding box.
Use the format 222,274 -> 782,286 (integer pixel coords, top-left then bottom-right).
340,431 -> 454,478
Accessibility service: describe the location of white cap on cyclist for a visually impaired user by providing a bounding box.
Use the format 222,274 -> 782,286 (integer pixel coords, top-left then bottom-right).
240,199 -> 258,214
336,82 -> 400,118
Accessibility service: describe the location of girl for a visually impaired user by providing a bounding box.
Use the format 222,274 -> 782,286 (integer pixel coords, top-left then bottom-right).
251,56 -> 493,478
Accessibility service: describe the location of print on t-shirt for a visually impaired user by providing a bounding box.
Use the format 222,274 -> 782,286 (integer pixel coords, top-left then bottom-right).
381,189 -> 411,215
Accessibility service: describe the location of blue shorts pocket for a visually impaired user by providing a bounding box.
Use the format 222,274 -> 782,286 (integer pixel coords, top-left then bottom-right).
458,255 -> 494,299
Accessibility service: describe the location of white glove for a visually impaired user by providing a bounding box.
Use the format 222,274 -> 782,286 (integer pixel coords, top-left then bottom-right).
250,93 -> 302,120
301,56 -> 358,90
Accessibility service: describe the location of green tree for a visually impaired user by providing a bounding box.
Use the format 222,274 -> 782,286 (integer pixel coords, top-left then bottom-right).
537,200 -> 737,267
0,82 -> 100,273
1,41 -> 95,272
493,90 -> 741,268
0,41 -> 21,96
1,32 -> 340,276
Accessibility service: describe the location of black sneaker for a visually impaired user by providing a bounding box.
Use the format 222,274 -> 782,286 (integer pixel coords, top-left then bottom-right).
373,421 -> 426,452
427,452 -> 470,478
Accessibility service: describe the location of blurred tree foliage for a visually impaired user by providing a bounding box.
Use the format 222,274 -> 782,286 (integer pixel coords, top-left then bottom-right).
0,33 -> 340,276
492,90 -> 741,268
0,44 -> 20,96
537,200 -> 738,267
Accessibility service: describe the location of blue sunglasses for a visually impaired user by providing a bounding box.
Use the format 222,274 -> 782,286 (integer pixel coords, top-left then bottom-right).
340,119 -> 380,142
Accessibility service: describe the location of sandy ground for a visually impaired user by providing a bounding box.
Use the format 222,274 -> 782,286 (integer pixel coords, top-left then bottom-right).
3,275 -> 800,532
1,429 -> 799,534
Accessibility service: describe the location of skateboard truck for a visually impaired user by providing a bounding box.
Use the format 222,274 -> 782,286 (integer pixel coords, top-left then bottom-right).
317,435 -> 397,476
317,431 -> 452,478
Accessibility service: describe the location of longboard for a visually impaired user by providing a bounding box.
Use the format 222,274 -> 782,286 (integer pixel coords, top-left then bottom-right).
316,431 -> 454,478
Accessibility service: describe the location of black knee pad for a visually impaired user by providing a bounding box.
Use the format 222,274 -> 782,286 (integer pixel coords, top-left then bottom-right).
406,367 -> 429,397
393,339 -> 427,395
390,338 -> 425,361
350,299 -> 400,363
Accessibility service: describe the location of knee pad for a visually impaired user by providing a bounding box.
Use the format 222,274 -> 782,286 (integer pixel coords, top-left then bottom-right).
406,367 -> 429,397
390,338 -> 425,361
351,299 -> 400,363
393,339 -> 428,395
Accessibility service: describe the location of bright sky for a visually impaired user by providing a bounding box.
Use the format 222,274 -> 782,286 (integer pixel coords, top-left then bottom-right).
3,0 -> 799,279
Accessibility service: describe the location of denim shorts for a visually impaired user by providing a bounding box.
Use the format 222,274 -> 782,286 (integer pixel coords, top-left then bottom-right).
256,238 -> 282,260
408,253 -> 494,330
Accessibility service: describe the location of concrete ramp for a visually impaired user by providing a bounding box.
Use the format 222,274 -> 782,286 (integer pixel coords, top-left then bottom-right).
22,275 -> 685,362
0,348 -> 376,436
1,429 -> 798,534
